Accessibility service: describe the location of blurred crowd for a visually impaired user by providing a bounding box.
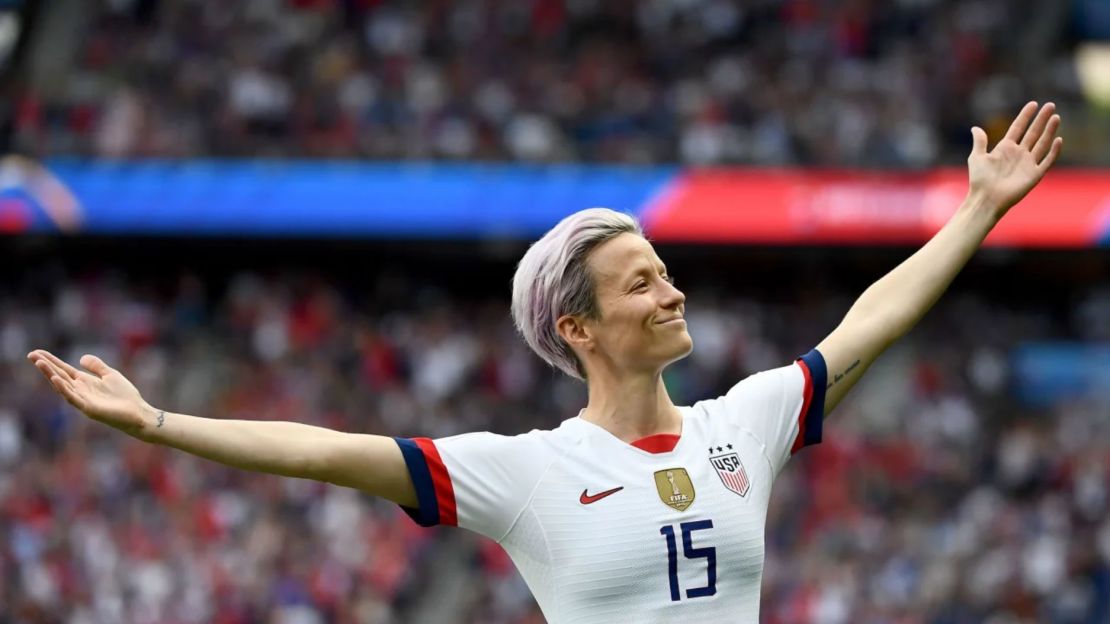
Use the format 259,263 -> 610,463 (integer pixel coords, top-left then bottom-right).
12,0 -> 1110,166
1,260 -> 1109,623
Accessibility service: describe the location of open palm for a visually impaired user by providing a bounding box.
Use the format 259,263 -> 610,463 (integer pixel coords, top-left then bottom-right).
968,101 -> 1063,218
27,350 -> 150,436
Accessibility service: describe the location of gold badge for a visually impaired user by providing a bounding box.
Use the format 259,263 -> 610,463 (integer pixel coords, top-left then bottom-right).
654,468 -> 695,511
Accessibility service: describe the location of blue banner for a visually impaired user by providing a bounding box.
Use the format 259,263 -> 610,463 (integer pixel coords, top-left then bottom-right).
1011,343 -> 1110,407
9,159 -> 676,238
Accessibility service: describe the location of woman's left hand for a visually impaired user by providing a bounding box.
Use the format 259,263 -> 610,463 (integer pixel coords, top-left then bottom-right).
967,101 -> 1063,220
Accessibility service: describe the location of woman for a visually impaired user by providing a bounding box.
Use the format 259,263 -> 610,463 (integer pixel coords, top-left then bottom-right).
29,102 -> 1062,623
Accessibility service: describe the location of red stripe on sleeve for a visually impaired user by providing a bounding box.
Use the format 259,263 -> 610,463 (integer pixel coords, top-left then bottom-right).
413,438 -> 458,526
791,360 -> 815,455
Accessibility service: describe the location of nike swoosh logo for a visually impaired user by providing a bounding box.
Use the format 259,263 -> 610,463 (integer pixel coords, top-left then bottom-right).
580,486 -> 624,505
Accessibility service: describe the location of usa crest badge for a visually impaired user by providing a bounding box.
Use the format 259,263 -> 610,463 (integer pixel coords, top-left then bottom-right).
653,468 -> 695,511
710,451 -> 750,497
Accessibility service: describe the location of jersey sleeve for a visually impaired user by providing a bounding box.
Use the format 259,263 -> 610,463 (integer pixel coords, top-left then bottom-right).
707,349 -> 827,476
392,431 -> 551,541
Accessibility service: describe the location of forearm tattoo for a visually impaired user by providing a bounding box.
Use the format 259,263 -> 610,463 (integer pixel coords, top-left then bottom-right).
156,409 -> 166,428
827,359 -> 861,390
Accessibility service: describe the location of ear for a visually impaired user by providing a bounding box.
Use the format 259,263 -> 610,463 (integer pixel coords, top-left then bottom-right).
555,314 -> 593,352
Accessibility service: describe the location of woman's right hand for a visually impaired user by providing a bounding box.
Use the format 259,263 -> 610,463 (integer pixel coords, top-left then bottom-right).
27,350 -> 153,438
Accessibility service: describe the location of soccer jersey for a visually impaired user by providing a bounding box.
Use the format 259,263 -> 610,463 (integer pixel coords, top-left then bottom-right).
394,350 -> 827,624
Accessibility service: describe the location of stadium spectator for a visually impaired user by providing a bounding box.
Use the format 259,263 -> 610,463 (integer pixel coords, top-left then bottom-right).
12,0 -> 1104,165
3,259 -> 1108,622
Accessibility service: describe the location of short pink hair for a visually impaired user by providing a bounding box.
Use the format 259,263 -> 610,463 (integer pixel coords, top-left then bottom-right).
511,208 -> 643,380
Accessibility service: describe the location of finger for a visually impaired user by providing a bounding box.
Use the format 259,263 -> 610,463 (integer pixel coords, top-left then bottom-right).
1004,101 -> 1039,144
50,374 -> 87,411
34,358 -> 69,385
80,354 -> 115,378
1032,114 -> 1060,162
48,370 -> 76,395
1038,137 -> 1063,172
1020,102 -> 1055,150
970,126 -> 988,156
31,350 -> 82,380
32,359 -> 86,410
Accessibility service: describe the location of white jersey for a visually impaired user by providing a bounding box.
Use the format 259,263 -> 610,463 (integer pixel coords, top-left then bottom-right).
394,350 -> 827,624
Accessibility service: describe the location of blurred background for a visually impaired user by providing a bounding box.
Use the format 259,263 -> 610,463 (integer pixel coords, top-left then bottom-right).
1,1 -> 1110,623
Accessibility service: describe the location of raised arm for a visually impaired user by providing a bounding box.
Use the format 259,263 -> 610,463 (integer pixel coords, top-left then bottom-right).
816,101 -> 1063,415
26,349 -> 417,507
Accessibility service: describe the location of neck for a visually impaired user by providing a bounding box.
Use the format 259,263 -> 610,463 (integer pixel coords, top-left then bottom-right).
579,369 -> 681,443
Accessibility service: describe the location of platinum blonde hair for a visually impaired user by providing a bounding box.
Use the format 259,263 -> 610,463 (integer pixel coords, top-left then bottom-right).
511,208 -> 643,380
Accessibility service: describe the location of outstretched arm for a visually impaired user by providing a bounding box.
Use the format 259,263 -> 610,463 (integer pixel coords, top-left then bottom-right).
817,101 -> 1063,415
26,349 -> 417,506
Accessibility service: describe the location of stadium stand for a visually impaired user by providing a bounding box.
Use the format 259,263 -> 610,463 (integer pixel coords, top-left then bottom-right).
3,1 -> 1110,622
2,244 -> 1108,623
11,0 -> 1108,165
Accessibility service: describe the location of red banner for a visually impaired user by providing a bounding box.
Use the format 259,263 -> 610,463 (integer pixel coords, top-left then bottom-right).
643,169 -> 1110,247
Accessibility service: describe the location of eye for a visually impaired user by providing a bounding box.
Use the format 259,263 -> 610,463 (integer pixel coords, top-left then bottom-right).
633,281 -> 649,292
662,275 -> 675,286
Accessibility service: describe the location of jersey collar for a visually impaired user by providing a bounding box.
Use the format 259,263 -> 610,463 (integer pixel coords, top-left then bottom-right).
566,410 -> 687,456
629,433 -> 681,453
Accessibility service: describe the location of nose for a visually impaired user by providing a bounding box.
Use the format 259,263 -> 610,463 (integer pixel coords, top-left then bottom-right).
660,278 -> 685,309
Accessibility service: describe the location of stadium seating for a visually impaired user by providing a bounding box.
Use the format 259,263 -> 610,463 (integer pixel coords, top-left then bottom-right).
3,259 -> 1108,622
13,1 -> 1107,166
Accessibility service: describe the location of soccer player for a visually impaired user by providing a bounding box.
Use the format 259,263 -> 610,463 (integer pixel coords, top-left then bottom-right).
28,102 -> 1062,622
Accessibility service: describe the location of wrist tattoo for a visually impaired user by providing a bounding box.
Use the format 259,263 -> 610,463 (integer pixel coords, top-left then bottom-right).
155,409 -> 165,428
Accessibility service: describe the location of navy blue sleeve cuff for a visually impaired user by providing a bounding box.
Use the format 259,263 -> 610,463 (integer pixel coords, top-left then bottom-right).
394,437 -> 440,527
797,348 -> 827,448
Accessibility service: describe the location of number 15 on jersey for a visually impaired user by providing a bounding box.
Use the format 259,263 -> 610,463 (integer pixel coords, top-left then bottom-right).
660,520 -> 716,601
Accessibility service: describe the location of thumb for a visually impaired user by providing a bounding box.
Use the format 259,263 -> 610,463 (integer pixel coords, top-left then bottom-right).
80,354 -> 115,377
970,126 -> 988,156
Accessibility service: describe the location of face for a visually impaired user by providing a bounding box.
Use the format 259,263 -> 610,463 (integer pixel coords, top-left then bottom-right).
565,233 -> 693,376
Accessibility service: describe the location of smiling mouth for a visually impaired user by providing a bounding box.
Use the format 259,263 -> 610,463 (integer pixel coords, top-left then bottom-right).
656,318 -> 686,325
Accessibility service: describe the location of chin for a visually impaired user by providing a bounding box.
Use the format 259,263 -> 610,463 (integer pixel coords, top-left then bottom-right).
660,334 -> 694,366
633,333 -> 695,372
677,338 -> 695,361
